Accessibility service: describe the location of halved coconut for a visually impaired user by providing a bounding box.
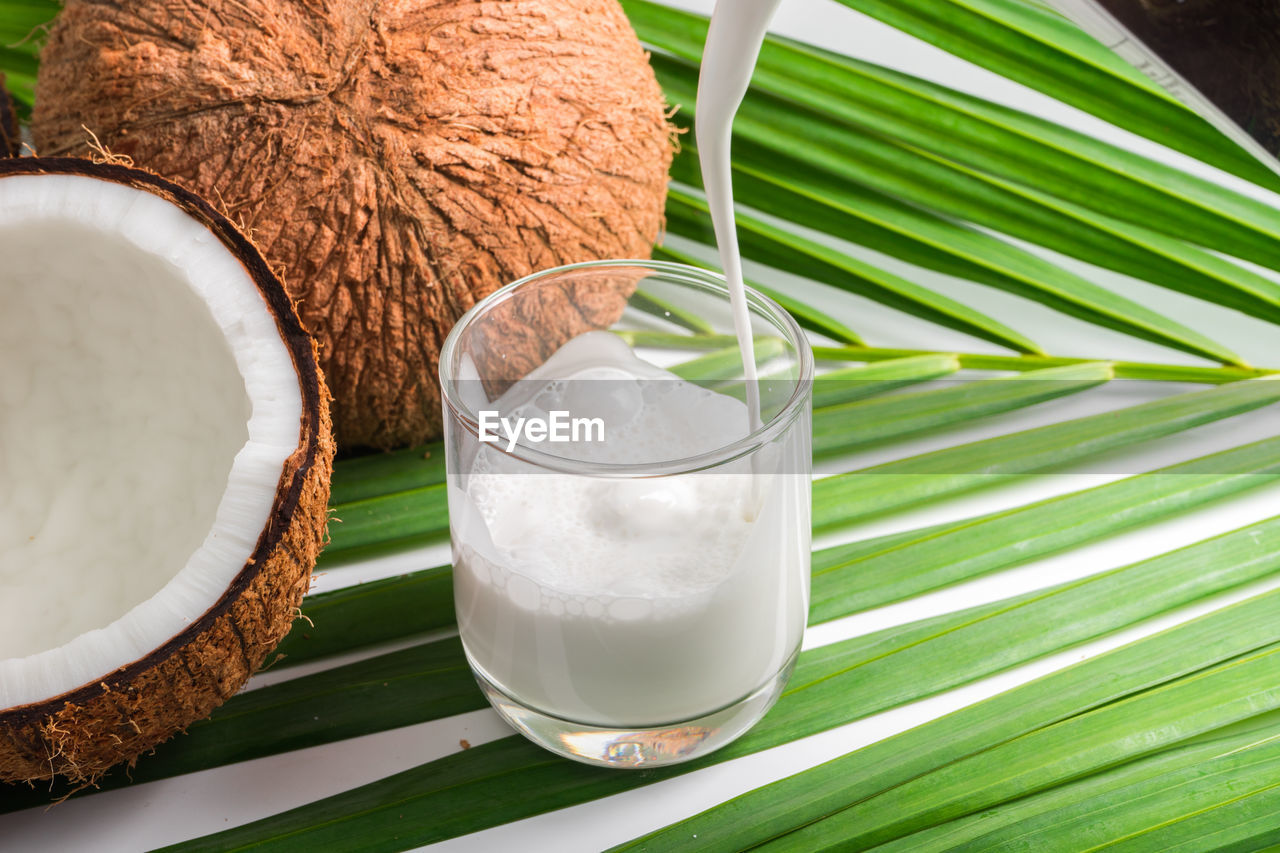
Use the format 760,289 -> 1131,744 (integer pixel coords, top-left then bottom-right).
0,158 -> 334,784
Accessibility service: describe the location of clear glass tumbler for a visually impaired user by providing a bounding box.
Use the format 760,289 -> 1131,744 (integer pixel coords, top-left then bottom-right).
439,259 -> 813,768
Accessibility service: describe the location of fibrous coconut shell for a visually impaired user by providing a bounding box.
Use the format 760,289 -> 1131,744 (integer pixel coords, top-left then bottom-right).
33,0 -> 675,450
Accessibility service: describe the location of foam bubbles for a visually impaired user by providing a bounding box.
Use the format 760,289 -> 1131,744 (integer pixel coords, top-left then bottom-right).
506,574 -> 542,611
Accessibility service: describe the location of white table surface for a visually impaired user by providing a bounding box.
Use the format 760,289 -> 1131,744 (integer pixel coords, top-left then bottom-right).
7,1 -> 1280,850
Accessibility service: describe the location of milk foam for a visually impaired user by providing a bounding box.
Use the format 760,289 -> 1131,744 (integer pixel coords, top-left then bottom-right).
479,331 -> 750,465
461,331 -> 757,607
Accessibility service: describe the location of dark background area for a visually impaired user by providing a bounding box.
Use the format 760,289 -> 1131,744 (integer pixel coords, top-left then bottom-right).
1099,0 -> 1280,157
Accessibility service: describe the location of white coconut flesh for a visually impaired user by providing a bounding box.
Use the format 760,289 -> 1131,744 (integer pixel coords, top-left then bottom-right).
0,173 -> 302,710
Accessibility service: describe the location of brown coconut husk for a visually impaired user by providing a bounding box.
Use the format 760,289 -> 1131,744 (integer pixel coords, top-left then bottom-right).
32,0 -> 675,450
0,158 -> 335,785
0,73 -> 19,158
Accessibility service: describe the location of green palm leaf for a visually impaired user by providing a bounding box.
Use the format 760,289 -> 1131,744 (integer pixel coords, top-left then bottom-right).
652,244 -> 864,344
809,355 -> 961,408
811,344 -> 1277,383
0,0 -> 50,114
827,0 -> 1280,191
653,58 -> 1280,333
759,643 -> 1280,850
666,187 -> 1044,354
812,433 -> 1280,619
814,361 -> 1112,455
621,332 -> 1276,381
669,338 -> 786,382
620,580 -> 1280,852
629,0 -> 1280,271
876,715 -> 1280,852
669,145 -> 1242,364
813,377 -> 1280,529
0,0 -> 53,45
276,568 -> 457,664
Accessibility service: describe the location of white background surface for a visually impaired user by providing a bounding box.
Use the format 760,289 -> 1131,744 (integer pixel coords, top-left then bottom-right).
6,1 -> 1280,850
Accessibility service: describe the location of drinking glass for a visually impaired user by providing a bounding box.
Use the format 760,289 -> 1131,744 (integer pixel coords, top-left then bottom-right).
439,259 -> 813,768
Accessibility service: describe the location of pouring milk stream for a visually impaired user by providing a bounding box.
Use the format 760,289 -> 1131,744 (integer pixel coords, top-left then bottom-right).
697,0 -> 784,431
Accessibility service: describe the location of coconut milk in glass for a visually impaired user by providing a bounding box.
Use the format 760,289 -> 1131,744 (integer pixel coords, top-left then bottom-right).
439,260 -> 812,768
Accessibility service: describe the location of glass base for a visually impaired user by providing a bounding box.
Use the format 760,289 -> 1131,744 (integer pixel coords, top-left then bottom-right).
470,651 -> 799,769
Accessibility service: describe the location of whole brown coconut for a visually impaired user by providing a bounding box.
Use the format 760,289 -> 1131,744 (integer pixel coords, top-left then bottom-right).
33,0 -> 674,450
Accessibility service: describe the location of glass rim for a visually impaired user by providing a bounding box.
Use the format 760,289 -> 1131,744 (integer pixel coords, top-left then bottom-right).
438,259 -> 815,477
